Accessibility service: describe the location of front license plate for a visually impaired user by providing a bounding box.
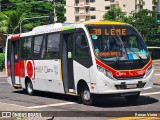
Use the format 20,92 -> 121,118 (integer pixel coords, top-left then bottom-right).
126,84 -> 137,89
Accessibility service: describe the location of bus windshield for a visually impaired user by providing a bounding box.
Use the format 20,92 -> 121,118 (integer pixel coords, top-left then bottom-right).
87,25 -> 150,61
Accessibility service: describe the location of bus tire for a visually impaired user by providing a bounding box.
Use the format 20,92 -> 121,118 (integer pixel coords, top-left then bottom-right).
26,80 -> 34,95
125,92 -> 140,102
80,85 -> 94,105
13,86 -> 20,89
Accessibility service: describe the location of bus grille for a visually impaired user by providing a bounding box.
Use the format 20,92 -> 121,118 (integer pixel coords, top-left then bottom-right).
105,59 -> 149,70
115,76 -> 144,80
115,82 -> 146,90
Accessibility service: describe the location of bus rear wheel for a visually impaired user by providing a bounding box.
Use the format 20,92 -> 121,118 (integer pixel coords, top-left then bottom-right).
80,85 -> 94,105
125,92 -> 140,102
26,80 -> 34,95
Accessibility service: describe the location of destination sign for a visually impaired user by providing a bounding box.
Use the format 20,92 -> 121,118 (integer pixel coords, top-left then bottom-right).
89,28 -> 127,36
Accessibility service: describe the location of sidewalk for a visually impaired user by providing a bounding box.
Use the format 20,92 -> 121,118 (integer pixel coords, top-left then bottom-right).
0,71 -> 7,78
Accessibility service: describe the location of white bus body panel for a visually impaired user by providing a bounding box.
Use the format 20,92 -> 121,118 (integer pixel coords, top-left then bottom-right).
20,59 -> 65,94
94,68 -> 154,94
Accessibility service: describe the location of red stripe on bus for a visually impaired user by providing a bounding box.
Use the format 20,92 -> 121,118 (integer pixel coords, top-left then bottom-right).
19,60 -> 25,77
96,58 -> 152,78
11,34 -> 20,39
14,62 -> 20,76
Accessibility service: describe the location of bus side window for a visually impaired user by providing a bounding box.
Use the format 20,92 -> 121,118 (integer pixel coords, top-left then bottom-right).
33,35 -> 44,59
46,33 -> 60,59
75,31 -> 90,58
20,37 -> 32,59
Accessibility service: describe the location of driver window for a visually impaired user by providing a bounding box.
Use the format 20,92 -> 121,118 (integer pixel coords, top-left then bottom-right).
75,30 -> 90,58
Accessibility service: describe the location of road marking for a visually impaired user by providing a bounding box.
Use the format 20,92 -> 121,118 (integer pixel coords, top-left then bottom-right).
154,85 -> 160,88
141,91 -> 160,96
154,74 -> 160,76
0,102 -> 29,109
154,68 -> 159,70
0,82 -> 8,84
27,102 -> 76,109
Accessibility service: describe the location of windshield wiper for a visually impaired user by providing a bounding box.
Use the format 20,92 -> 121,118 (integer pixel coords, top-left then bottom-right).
125,47 -> 143,61
112,26 -> 126,63
112,26 -> 143,62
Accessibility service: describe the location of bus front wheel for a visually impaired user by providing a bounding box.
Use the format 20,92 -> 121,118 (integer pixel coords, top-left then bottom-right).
125,92 -> 140,102
26,80 -> 34,95
80,85 -> 94,105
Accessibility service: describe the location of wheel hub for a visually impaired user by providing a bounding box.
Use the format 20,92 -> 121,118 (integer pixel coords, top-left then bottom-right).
27,83 -> 32,93
83,90 -> 90,101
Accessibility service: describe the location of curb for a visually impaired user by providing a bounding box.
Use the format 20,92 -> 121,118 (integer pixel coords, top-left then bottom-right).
153,60 -> 160,63
153,83 -> 160,86
0,77 -> 7,78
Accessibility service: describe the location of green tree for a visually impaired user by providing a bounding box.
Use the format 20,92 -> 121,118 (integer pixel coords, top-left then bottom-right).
0,0 -> 66,33
0,11 -> 25,34
55,0 -> 66,23
103,7 -> 160,46
0,13 -> 9,33
132,9 -> 158,45
103,6 -> 126,22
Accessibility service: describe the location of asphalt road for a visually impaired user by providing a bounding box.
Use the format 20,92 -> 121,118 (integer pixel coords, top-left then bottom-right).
0,77 -> 160,120
0,61 -> 160,120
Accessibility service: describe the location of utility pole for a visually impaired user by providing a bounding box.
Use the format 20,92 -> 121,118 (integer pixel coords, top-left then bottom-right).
47,0 -> 57,22
53,0 -> 57,23
157,0 -> 160,13
19,16 -> 49,33
0,0 -> 1,12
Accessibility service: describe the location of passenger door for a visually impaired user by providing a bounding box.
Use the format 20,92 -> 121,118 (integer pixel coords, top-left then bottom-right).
62,31 -> 75,93
10,40 -> 20,85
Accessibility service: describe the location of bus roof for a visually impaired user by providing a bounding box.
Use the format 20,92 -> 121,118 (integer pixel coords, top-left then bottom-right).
8,21 -> 130,39
84,21 -> 128,25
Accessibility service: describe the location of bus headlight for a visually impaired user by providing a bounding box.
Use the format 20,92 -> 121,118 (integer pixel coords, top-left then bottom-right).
144,65 -> 152,78
97,65 -> 115,80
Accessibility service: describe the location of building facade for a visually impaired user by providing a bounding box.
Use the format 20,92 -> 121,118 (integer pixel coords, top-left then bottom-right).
65,0 -> 110,23
65,0 -> 153,23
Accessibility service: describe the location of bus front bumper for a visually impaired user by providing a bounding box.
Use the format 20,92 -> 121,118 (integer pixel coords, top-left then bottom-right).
91,68 -> 154,95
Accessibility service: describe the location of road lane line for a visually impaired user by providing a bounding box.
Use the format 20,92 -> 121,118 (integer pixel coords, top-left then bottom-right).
154,74 -> 160,75
141,91 -> 160,96
0,82 -> 8,84
154,69 -> 159,70
154,85 -> 160,88
0,102 -> 30,109
27,102 -> 76,109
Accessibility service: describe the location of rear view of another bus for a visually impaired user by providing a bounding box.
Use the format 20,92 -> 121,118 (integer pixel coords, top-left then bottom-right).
84,21 -> 153,104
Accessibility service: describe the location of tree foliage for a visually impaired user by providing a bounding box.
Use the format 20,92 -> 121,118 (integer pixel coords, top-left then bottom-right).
103,6 -> 126,21
0,0 -> 66,34
103,7 -> 160,46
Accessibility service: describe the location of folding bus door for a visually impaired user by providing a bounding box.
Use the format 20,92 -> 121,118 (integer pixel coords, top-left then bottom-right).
61,32 -> 75,93
10,40 -> 20,86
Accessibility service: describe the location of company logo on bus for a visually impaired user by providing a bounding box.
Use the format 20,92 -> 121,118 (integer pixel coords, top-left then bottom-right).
114,70 -> 146,78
